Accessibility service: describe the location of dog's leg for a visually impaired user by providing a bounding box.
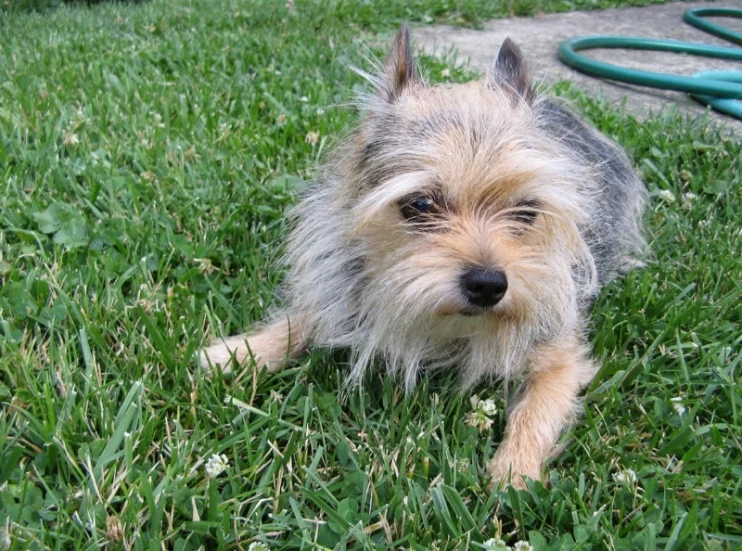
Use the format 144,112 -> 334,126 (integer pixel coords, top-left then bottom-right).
199,313 -> 306,374
487,337 -> 597,489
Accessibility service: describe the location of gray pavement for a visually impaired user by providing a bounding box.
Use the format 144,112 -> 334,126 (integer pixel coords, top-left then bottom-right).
413,1 -> 742,131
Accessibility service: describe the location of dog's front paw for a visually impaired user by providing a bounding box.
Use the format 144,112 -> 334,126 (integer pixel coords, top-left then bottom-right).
198,321 -> 303,375
486,453 -> 541,491
199,340 -> 240,373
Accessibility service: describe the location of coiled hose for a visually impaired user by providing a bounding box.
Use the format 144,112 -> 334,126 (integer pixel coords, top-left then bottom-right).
558,8 -> 742,119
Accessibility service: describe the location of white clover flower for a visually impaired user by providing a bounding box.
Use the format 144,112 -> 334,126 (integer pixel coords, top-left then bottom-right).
657,189 -> 675,203
441,68 -> 451,78
612,468 -> 637,485
248,543 -> 269,551
299,96 -> 309,102
483,538 -> 509,550
466,395 -> 498,432
513,542 -> 533,551
465,410 -> 493,432
205,453 -> 229,478
671,397 -> 686,415
470,395 -> 498,416
62,131 -> 79,146
305,131 -> 320,145
479,399 -> 498,416
484,537 -> 510,550
682,192 -> 697,203
316,107 -> 325,115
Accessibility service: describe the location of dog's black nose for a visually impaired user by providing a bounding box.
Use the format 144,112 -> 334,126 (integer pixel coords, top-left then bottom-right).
460,268 -> 508,308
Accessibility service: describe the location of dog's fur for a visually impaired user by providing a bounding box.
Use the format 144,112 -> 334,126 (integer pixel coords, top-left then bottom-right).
200,27 -> 646,488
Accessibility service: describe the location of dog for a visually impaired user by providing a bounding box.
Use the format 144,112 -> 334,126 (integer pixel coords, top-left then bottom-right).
200,26 -> 646,489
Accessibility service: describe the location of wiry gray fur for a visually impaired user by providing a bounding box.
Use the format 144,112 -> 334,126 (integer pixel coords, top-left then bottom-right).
535,100 -> 647,289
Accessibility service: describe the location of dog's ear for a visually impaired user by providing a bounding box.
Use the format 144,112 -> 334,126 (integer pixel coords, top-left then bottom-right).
489,38 -> 534,103
380,25 -> 421,101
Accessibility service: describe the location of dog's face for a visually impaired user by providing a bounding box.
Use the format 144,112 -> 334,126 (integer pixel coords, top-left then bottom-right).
346,29 -> 594,337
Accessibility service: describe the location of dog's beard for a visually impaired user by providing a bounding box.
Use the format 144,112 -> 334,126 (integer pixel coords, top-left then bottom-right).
348,251 -> 469,391
345,243 -> 583,392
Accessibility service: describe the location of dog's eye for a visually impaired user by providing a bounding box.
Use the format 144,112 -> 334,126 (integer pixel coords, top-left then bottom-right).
400,195 -> 438,221
508,200 -> 540,225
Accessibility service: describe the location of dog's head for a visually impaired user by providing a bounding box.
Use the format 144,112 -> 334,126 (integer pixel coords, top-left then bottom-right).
345,27 -> 596,336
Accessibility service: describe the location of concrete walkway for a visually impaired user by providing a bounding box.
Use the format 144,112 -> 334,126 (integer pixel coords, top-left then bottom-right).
414,1 -> 742,131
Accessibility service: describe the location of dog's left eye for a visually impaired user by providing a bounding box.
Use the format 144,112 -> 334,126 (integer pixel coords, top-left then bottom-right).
507,200 -> 541,225
400,195 -> 438,221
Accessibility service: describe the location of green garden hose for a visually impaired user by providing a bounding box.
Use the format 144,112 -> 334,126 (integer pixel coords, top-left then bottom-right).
558,8 -> 742,119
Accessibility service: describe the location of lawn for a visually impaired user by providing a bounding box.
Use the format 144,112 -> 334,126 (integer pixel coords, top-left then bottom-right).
0,0 -> 740,549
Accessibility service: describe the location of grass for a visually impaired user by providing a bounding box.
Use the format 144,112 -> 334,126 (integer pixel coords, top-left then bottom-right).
0,0 -> 740,549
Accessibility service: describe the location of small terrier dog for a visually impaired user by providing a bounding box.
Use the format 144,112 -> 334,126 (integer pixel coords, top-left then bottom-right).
201,26 -> 646,488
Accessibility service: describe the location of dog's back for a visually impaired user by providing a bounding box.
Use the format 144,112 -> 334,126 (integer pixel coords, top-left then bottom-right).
537,100 -> 647,288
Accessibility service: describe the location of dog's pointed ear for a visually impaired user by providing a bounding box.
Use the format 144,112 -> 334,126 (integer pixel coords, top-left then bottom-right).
488,38 -> 534,103
380,24 -> 421,101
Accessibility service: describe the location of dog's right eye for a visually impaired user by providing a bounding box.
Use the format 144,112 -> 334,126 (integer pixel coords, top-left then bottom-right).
399,195 -> 438,221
